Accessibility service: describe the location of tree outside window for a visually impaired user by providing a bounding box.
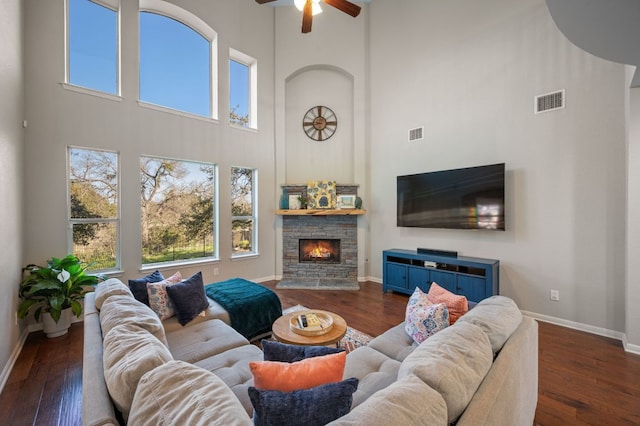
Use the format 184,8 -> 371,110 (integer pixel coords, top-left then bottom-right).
68,147 -> 119,271
141,157 -> 217,265
231,167 -> 257,255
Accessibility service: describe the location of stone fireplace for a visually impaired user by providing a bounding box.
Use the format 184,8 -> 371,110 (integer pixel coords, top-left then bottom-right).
277,184 -> 363,289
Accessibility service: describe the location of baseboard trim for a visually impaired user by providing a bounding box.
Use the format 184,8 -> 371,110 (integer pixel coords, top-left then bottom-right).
0,328 -> 29,395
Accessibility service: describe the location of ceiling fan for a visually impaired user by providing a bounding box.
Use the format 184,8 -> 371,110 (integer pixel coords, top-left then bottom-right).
255,0 -> 361,33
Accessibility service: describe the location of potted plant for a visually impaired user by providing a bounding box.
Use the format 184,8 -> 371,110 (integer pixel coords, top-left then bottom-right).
18,254 -> 103,338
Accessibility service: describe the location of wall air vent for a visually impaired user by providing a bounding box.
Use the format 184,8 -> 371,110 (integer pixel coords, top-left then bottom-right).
408,127 -> 424,142
535,90 -> 565,114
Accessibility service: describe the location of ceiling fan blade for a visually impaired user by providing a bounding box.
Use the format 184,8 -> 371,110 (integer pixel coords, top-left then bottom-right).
255,0 -> 278,4
301,0 -> 313,33
322,0 -> 361,17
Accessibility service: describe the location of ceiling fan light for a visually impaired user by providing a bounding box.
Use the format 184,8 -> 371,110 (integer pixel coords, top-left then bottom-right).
294,0 -> 322,15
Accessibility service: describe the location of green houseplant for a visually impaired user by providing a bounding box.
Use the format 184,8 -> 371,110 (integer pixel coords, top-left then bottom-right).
18,254 -> 103,337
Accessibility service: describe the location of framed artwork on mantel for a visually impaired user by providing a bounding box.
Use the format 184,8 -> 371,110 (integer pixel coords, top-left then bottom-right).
307,180 -> 337,209
337,195 -> 356,209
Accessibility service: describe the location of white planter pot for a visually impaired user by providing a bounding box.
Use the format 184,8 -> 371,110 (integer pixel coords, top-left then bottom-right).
42,308 -> 72,338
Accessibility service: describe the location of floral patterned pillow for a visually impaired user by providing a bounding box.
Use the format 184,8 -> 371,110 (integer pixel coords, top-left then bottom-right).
147,271 -> 182,320
404,287 -> 449,344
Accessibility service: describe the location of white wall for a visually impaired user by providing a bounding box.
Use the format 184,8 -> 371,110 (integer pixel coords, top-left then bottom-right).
22,0 -> 276,284
0,0 -> 26,388
627,84 -> 640,350
368,0 -> 627,334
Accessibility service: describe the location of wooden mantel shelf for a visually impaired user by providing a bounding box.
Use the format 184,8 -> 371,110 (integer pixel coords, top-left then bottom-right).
276,209 -> 366,216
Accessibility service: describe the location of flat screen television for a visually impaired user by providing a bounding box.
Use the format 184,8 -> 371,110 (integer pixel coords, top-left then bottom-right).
397,163 -> 505,230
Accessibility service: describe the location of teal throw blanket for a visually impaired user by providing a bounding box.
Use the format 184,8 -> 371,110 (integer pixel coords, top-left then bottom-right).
204,278 -> 282,340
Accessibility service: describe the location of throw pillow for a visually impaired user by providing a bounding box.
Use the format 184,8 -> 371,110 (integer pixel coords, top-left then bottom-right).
250,351 -> 346,392
165,271 -> 210,326
147,271 -> 182,320
248,378 -> 358,426
405,287 -> 449,344
427,282 -> 469,324
128,270 -> 164,306
261,339 -> 344,362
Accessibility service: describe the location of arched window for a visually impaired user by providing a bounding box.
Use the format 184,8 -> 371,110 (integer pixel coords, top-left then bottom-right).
139,0 -> 218,119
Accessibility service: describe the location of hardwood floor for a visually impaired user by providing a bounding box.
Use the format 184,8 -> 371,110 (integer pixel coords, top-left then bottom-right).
1,281 -> 639,425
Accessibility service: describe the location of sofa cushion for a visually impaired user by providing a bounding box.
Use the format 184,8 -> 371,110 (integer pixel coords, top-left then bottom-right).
103,323 -> 173,422
367,323 -> 417,362
455,295 -> 522,353
342,346 -> 402,408
427,282 -> 469,324
398,321 -> 493,423
405,287 -> 449,344
250,351 -> 346,392
262,339 -> 344,362
166,271 -> 210,325
128,270 -> 164,306
327,374 -> 448,426
162,296 -> 231,332
94,278 -> 133,310
128,360 -> 252,426
249,378 -> 358,426
165,319 -> 250,363
100,294 -> 168,347
194,344 -> 264,416
147,271 -> 183,320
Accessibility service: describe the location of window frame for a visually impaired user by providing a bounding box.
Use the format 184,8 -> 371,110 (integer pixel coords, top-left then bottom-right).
64,0 -> 121,97
66,146 -> 121,273
139,0 -> 218,120
229,48 -> 258,129
231,166 -> 258,258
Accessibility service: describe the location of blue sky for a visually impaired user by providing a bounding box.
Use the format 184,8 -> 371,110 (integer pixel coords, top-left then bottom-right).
69,0 -> 249,120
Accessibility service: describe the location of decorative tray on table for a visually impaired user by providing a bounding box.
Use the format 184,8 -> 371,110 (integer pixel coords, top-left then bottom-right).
289,311 -> 334,336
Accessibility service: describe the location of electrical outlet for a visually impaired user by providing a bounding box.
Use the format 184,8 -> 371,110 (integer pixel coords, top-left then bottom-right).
213,268 -> 219,276
550,290 -> 560,301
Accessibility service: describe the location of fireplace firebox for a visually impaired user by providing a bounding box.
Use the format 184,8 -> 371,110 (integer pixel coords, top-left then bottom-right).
299,239 -> 340,263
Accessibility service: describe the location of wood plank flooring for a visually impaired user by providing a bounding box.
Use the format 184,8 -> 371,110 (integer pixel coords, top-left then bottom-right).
1,281 -> 639,425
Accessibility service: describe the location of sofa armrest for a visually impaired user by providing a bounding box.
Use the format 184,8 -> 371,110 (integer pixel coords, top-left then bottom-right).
456,316 -> 538,426
82,293 -> 120,426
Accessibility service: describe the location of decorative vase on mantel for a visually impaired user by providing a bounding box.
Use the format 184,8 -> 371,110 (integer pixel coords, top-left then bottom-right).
280,188 -> 289,209
42,307 -> 72,338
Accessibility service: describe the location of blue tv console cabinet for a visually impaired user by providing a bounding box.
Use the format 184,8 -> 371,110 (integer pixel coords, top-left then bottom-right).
382,249 -> 499,303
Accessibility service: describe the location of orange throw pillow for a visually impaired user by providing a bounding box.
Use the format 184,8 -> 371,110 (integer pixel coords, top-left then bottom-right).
428,282 -> 469,324
250,351 -> 346,392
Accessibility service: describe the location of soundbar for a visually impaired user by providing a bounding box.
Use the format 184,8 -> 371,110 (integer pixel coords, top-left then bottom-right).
417,248 -> 458,257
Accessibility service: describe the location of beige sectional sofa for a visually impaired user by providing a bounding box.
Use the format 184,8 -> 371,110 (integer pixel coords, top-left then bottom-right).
82,278 -> 538,425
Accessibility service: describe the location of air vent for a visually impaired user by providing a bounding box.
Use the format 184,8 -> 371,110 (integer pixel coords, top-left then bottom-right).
408,127 -> 424,142
535,90 -> 565,114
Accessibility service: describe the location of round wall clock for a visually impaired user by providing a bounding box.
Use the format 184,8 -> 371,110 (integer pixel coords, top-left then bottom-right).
302,106 -> 337,142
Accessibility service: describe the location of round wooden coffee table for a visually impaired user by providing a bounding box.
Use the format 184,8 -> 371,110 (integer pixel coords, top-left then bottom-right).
272,310 -> 347,346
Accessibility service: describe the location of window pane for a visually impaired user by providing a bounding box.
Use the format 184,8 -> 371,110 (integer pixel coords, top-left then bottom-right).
140,12 -> 210,117
231,167 -> 253,216
69,148 -> 118,219
230,59 -> 249,126
72,222 -> 117,270
232,219 -> 253,253
68,0 -> 117,94
141,157 -> 215,264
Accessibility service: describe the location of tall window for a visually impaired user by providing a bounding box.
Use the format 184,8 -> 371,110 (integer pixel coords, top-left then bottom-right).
67,0 -> 118,94
229,49 -> 257,128
231,167 -> 257,256
68,147 -> 119,272
139,2 -> 217,118
141,157 -> 217,265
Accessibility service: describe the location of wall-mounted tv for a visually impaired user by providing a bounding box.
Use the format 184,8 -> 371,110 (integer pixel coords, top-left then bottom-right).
397,163 -> 505,231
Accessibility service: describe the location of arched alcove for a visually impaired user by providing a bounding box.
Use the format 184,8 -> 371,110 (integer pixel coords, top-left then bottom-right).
284,65 -> 354,183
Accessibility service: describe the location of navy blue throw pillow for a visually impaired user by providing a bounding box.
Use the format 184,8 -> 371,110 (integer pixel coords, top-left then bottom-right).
128,270 -> 164,306
248,378 -> 358,426
165,271 -> 210,326
261,339 -> 344,363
